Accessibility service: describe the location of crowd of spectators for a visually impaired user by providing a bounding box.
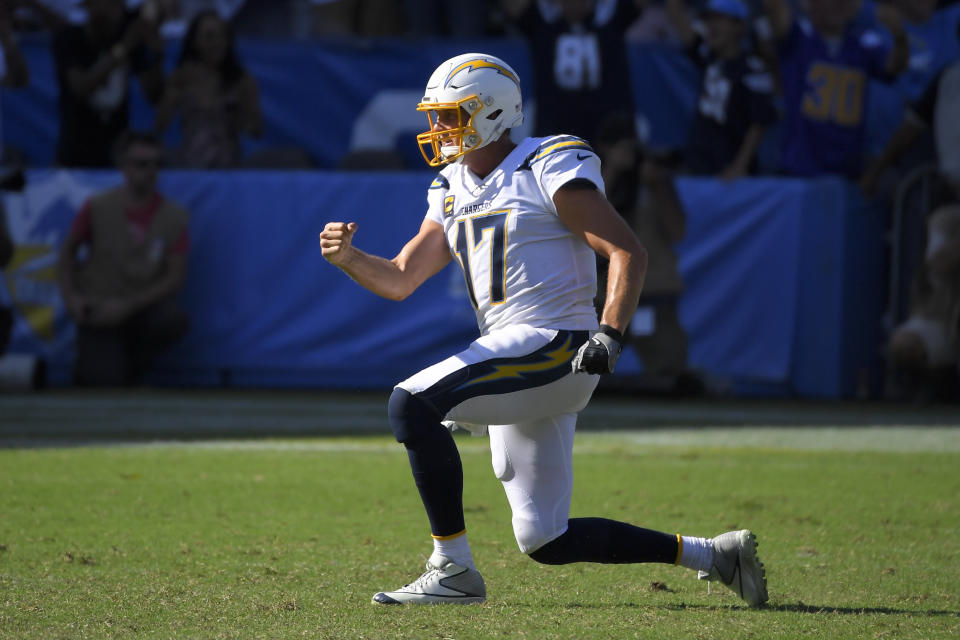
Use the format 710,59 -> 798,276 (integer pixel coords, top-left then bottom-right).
0,0 -> 958,396
3,1 -> 958,177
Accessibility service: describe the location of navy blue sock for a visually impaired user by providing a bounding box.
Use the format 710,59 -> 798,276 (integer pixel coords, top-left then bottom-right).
528,517 -> 678,565
404,436 -> 465,537
388,389 -> 465,537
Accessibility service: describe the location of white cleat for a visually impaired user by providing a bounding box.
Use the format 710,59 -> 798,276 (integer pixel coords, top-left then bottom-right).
698,529 -> 769,607
372,553 -> 486,605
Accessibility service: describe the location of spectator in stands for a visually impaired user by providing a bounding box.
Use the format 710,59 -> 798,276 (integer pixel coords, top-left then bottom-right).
166,1 -> 247,33
627,0 -> 685,43
400,0 -> 491,37
154,9 -> 262,168
860,53 -> 960,197
860,29 -> 960,357
593,113 -> 694,385
52,0 -> 166,167
9,0 -> 75,31
893,0 -> 959,99
57,131 -> 190,386
887,187 -> 960,402
305,0 -> 361,37
858,0 -> 959,103
18,0 -> 178,29
1,4 -> 29,88
850,0 -> 959,163
667,0 -> 778,179
498,0 -> 644,145
761,0 -> 908,179
1,2 -> 30,168
227,0 -> 402,38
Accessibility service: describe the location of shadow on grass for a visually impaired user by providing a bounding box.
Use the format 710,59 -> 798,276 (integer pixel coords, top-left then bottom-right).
663,602 -> 960,617
770,602 -> 959,617
558,602 -> 959,617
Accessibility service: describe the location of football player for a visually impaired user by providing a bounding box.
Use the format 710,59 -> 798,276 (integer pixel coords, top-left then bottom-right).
319,53 -> 768,607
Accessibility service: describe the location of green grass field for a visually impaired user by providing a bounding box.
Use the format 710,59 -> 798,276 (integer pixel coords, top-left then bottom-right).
1,394 -> 959,639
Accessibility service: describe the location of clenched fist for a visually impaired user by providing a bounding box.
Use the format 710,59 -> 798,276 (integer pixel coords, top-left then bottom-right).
319,222 -> 358,265
571,324 -> 624,375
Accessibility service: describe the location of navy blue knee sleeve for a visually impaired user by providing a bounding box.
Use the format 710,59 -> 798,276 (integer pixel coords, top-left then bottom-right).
386,386 -> 465,537
388,387 -> 441,444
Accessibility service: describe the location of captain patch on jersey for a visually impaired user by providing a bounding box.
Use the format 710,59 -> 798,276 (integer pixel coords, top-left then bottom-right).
424,135 -> 604,336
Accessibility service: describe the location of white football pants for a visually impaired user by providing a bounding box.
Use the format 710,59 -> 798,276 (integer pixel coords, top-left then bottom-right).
397,324 -> 599,553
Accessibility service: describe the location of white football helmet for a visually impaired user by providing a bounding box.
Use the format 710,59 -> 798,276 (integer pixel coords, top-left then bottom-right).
416,53 -> 524,167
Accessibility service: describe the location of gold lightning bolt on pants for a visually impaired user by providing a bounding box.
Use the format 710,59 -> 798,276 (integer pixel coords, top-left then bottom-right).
397,324 -> 600,553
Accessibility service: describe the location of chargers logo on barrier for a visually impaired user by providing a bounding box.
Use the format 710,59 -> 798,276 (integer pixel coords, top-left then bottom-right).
1,171 -> 114,361
4,245 -> 58,341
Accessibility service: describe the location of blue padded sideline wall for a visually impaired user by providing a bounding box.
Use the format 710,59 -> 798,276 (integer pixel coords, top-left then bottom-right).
1,170 -> 884,397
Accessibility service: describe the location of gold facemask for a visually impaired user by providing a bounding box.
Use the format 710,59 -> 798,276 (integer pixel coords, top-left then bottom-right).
415,96 -> 482,167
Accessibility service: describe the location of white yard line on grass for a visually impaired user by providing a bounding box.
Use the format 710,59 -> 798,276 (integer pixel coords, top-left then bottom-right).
125,426 -> 960,454
578,426 -> 960,453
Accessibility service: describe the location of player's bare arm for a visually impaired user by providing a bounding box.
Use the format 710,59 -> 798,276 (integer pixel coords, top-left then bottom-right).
554,183 -> 648,334
320,217 -> 451,301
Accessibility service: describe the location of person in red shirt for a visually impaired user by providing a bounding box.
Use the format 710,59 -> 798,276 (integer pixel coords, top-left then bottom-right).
57,131 -> 190,386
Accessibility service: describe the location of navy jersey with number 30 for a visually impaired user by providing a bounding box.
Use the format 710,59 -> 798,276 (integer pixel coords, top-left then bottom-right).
778,18 -> 891,178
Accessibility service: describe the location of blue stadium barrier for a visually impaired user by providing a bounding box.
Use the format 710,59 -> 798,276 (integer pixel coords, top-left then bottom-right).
1,170 -> 884,397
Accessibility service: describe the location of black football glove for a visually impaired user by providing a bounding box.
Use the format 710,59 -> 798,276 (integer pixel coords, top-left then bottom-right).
571,324 -> 624,375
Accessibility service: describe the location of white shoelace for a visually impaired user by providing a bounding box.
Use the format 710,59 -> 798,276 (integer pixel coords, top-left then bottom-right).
407,567 -> 442,592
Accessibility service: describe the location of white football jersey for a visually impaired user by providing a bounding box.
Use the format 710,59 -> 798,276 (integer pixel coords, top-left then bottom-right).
426,135 -> 603,335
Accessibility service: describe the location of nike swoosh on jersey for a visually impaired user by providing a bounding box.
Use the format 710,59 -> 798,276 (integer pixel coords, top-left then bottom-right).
523,136 -> 594,167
